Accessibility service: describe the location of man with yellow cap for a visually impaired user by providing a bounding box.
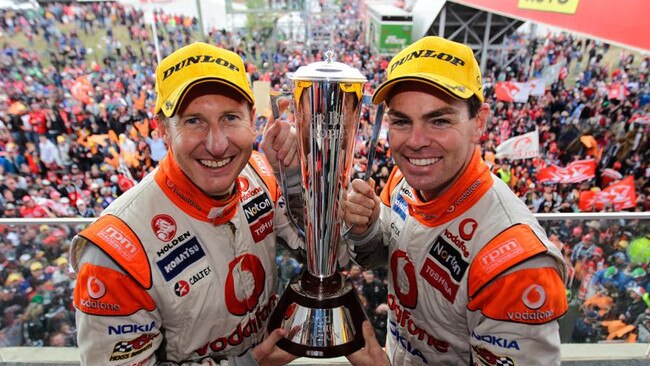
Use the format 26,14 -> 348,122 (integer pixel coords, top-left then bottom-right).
70,42 -> 304,365
343,36 -> 568,365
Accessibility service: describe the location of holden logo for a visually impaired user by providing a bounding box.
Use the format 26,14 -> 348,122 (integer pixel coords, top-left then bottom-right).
522,284 -> 546,310
87,276 -> 106,299
174,280 -> 190,297
151,214 -> 177,242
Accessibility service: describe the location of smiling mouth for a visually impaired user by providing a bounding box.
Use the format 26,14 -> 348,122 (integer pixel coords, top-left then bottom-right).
408,157 -> 440,166
199,157 -> 232,168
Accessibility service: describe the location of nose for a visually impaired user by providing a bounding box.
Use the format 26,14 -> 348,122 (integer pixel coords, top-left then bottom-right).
405,123 -> 431,150
204,123 -> 228,156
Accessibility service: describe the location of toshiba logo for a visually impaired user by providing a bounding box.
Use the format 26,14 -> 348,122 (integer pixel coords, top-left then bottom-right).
479,239 -> 524,273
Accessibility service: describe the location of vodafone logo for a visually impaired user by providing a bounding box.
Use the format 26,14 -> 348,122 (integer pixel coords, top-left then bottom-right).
522,284 -> 546,310
87,276 -> 106,299
174,280 -> 190,297
225,254 -> 266,315
459,218 -> 477,241
151,214 -> 177,242
391,250 -> 418,309
237,177 -> 250,192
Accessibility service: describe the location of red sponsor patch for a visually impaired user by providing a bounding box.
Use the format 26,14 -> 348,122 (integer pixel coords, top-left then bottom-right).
250,212 -> 274,242
151,214 -> 176,242
421,258 -> 460,303
74,263 -> 156,316
467,267 -> 568,324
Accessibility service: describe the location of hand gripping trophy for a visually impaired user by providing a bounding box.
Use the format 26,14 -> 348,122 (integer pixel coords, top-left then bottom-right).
267,51 -> 369,358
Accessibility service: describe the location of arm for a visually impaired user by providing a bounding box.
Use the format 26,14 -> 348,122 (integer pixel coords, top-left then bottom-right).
343,178 -> 388,270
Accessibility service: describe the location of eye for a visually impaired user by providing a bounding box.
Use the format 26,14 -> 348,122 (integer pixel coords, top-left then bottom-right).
430,118 -> 453,129
183,117 -> 201,126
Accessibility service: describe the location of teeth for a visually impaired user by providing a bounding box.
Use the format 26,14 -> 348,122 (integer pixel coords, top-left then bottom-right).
409,157 -> 439,166
200,158 -> 231,168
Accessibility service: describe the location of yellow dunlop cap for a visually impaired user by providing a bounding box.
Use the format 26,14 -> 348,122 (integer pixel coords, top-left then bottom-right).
154,42 -> 254,117
373,36 -> 484,104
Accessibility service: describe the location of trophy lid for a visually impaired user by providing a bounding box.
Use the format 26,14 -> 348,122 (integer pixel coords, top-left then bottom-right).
290,50 -> 367,83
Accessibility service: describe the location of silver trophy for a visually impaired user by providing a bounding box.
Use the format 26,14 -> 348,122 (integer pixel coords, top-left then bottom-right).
267,51 -> 368,357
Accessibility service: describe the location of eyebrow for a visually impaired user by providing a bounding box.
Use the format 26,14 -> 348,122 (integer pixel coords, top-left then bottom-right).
388,106 -> 460,120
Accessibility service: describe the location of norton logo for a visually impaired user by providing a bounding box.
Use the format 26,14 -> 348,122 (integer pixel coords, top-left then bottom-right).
161,54 -> 240,81
174,280 -> 190,297
522,284 -> 546,310
151,214 -> 177,242
88,276 -> 106,299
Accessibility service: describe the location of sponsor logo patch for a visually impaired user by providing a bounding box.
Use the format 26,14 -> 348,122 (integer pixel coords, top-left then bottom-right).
243,194 -> 273,223
110,333 -> 158,361
155,231 -> 191,257
471,345 -> 515,366
393,195 -> 408,220
151,214 -> 176,242
174,280 -> 190,297
479,239 -> 524,273
97,225 -> 139,261
108,321 -> 156,336
421,258 -> 460,303
471,331 -> 520,350
156,237 -> 206,281
428,237 -> 468,282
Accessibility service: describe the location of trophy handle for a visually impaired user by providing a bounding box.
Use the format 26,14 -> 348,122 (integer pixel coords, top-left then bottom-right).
271,91 -> 305,238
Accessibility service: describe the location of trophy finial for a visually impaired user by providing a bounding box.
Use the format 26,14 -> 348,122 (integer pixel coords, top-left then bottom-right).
325,49 -> 335,63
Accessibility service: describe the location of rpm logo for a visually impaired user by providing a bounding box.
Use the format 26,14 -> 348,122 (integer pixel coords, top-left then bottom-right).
88,276 -> 106,299
522,284 -> 546,310
151,214 -> 177,242
174,280 -> 190,297
390,250 -> 418,309
225,254 -> 266,315
458,218 -> 477,241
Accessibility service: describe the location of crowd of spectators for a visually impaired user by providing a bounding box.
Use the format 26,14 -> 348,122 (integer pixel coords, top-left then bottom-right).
0,0 -> 648,348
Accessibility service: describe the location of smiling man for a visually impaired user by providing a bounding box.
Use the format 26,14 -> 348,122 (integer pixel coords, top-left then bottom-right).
343,36 -> 568,366
70,42 -> 304,366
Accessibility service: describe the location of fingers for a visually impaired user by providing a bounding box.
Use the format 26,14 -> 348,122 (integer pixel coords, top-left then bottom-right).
360,321 -> 377,347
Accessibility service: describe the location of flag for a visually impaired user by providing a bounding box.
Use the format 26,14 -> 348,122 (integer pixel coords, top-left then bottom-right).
537,159 -> 596,184
495,130 -> 539,160
579,176 -> 636,211
494,81 -> 531,103
528,79 -> 546,97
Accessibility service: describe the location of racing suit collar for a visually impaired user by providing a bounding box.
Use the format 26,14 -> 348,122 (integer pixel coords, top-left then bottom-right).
404,147 -> 493,226
154,153 -> 239,225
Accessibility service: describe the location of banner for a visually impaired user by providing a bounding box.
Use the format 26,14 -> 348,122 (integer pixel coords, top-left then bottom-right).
494,81 -> 531,103
495,130 -> 538,160
537,159 -> 596,184
528,79 -> 546,97
578,176 -> 637,211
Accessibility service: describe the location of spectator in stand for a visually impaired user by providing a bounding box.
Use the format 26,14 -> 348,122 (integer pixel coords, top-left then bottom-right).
571,233 -> 597,264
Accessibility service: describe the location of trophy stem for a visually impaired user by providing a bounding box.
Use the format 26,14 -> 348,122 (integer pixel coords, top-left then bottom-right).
268,272 -> 367,358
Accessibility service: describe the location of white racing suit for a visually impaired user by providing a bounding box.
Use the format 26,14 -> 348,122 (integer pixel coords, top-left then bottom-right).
70,151 -> 304,365
348,149 -> 568,366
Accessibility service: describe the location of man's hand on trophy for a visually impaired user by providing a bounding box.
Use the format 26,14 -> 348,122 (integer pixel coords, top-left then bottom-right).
251,328 -> 299,366
342,178 -> 380,235
345,321 -> 391,366
261,97 -> 299,172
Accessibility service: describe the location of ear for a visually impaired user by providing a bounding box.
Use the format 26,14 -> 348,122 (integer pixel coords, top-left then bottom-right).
249,106 -> 256,129
155,115 -> 171,145
471,103 -> 490,144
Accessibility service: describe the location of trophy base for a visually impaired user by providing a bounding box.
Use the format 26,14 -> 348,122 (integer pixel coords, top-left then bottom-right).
267,272 -> 367,358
